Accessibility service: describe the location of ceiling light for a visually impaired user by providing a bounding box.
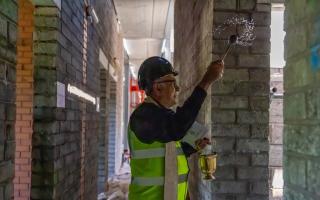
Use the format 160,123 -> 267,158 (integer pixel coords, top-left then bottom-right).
161,39 -> 166,54
123,39 -> 130,55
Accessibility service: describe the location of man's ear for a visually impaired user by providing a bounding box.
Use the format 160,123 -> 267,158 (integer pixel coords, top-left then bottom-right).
152,83 -> 162,96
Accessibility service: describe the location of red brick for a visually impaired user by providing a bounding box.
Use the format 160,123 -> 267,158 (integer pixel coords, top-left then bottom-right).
17,46 -> 32,52
16,95 -> 32,101
19,90 -> 33,95
20,127 -> 32,133
19,70 -> 32,76
17,83 -> 31,89
16,132 -> 31,140
19,190 -> 30,197
14,184 -> 28,190
18,58 -> 32,64
19,177 -> 31,184
15,158 -> 29,165
15,171 -> 29,177
23,52 -> 33,58
14,190 -> 20,196
22,102 -> 33,107
18,139 -> 31,145
15,120 -> 31,126
23,27 -> 33,33
16,108 -> 31,115
21,115 -> 32,121
22,64 -> 33,70
19,32 -> 32,39
15,146 -> 30,152
20,152 -> 31,158
15,196 -> 29,200
19,165 -> 31,171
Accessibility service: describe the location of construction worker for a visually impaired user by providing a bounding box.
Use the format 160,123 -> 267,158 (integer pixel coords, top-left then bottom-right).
128,56 -> 224,200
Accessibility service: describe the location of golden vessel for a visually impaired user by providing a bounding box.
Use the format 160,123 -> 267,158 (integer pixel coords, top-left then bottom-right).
199,152 -> 217,180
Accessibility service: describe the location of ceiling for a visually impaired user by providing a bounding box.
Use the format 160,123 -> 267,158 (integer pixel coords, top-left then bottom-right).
114,0 -> 173,77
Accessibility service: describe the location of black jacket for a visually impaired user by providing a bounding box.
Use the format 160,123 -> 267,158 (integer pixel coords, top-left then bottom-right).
129,86 -> 207,157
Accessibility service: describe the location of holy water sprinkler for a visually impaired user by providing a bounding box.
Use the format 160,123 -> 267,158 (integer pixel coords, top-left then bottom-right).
221,34 -> 238,61
214,16 -> 256,61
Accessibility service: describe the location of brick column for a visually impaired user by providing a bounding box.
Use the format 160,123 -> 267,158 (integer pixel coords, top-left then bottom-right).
175,0 -> 271,199
14,0 -> 34,199
211,0 -> 271,199
0,0 -> 17,199
31,4 -> 60,199
283,0 -> 320,199
98,66 -> 109,192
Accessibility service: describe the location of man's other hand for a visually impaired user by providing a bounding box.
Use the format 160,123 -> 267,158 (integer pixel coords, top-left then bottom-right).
195,137 -> 211,151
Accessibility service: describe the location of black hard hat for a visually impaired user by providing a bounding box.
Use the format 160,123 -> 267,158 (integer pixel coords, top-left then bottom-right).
138,56 -> 178,93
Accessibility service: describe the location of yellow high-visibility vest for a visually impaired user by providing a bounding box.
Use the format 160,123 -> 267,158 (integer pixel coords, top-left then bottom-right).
128,127 -> 189,200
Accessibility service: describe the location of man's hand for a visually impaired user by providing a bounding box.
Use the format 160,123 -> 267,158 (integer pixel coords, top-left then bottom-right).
195,137 -> 211,151
198,60 -> 224,91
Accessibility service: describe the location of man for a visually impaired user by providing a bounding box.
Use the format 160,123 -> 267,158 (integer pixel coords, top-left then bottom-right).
128,56 -> 224,200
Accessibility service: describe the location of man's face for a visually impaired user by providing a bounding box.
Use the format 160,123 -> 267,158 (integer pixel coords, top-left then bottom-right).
153,74 -> 180,108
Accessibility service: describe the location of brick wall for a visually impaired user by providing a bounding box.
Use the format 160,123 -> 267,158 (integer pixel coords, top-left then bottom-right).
108,79 -> 117,177
94,0 -> 124,192
174,0 -> 213,199
175,0 -> 271,199
30,0 -> 124,199
98,66 -> 109,193
283,0 -> 320,199
0,0 -> 17,199
14,0 -> 34,199
94,0 -> 125,183
31,3 -> 60,199
211,1 -> 271,199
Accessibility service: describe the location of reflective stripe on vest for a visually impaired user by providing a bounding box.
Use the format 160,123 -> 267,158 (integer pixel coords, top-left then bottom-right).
128,126 -> 189,200
131,173 -> 188,186
131,147 -> 184,159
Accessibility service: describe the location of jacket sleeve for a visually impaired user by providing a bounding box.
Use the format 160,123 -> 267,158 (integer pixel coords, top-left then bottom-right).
130,86 -> 207,144
181,142 -> 198,157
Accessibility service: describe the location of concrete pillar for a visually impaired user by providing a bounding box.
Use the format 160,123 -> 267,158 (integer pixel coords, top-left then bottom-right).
174,0 -> 213,199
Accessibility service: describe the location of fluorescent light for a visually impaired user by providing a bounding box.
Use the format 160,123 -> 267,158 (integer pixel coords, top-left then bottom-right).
123,39 -> 130,55
170,29 -> 174,53
161,39 -> 166,54
117,19 -> 121,33
67,84 -> 96,105
129,64 -> 137,79
272,3 -> 284,8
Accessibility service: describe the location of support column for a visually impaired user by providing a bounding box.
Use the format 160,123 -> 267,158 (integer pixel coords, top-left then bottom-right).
14,0 -> 34,199
0,0 -> 18,199
211,0 -> 271,199
31,3 -> 60,199
174,0 -> 213,199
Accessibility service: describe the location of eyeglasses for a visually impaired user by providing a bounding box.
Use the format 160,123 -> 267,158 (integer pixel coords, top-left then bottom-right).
153,80 -> 176,84
153,79 -> 179,90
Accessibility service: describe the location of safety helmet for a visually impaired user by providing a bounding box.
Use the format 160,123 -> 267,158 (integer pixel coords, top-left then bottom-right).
138,56 -> 178,94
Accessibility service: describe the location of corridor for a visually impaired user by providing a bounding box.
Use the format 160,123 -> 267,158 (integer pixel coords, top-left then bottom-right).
0,0 -> 319,200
